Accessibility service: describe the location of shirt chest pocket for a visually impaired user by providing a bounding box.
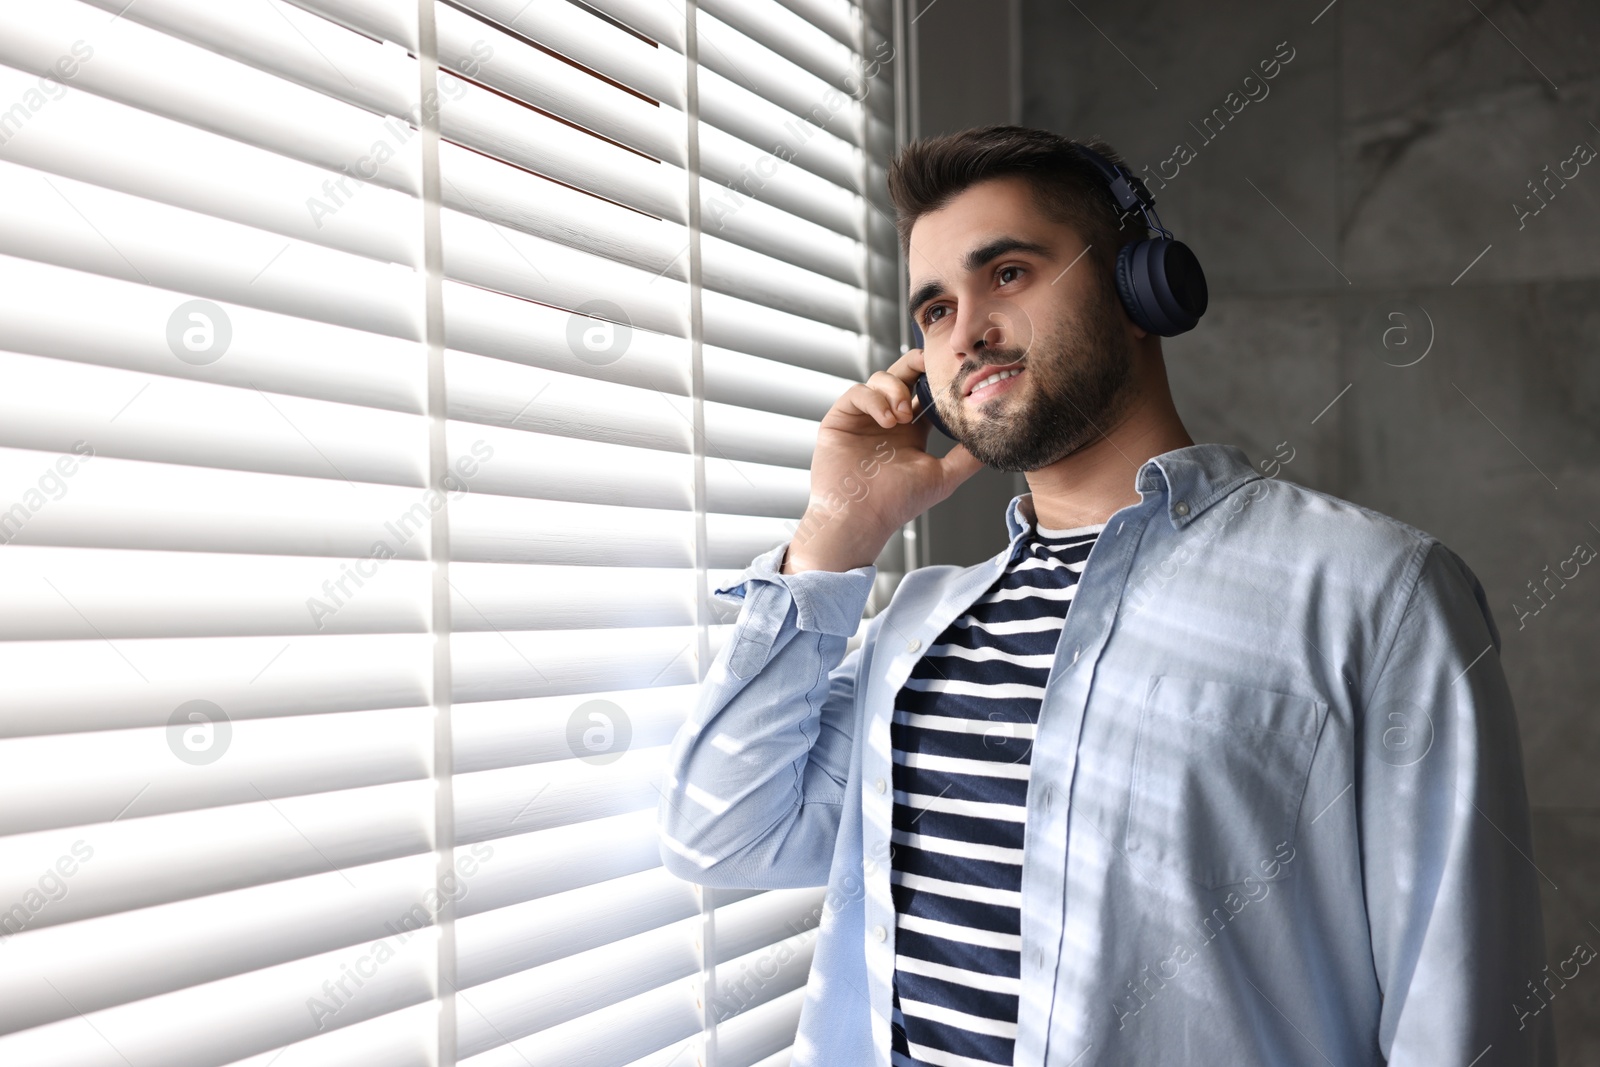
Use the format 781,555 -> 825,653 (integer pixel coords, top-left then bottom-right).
1124,674 -> 1328,890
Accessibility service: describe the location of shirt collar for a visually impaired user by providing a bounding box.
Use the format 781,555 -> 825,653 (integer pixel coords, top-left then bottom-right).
1003,442 -> 1263,542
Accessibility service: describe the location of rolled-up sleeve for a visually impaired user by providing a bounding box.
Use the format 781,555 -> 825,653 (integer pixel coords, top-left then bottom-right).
656,539 -> 879,890
1359,540 -> 1555,1066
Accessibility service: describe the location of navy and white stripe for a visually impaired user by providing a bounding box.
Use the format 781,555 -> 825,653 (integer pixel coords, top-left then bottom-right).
888,519 -> 1103,1067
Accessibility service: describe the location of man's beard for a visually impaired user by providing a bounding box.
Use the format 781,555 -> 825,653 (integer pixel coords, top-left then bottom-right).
944,278 -> 1136,473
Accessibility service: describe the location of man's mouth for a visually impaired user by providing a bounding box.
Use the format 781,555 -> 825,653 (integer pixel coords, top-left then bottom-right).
965,362 -> 1026,403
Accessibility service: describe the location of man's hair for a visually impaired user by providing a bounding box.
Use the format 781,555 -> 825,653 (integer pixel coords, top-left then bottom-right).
886,125 -> 1147,273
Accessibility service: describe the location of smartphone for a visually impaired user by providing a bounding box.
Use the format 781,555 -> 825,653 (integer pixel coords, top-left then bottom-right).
908,319 -> 956,439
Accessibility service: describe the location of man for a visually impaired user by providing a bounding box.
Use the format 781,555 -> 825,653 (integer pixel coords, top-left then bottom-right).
657,125 -> 1551,1067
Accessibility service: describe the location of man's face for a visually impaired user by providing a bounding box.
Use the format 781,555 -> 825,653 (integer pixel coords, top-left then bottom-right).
907,175 -> 1141,472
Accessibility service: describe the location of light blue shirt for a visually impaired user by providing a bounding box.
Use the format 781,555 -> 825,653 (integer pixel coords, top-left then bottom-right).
656,443 -> 1553,1066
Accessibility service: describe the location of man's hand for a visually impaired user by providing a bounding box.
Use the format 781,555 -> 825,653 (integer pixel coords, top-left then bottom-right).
783,347 -> 985,574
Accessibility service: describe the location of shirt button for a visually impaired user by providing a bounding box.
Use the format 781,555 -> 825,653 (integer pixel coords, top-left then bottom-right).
1173,501 -> 1190,516
906,638 -> 921,652
1043,787 -> 1052,811
1036,950 -> 1047,970
875,777 -> 886,794
874,925 -> 888,942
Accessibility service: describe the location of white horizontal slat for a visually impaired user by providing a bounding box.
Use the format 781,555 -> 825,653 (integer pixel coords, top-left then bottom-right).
0,852 -> 434,1035
779,0 -> 860,50
443,0 -> 684,106
447,353 -> 829,468
439,139 -> 689,281
718,988 -> 809,1067
75,0 -> 415,119
445,355 -> 691,451
697,12 -> 862,158
0,779 -> 432,930
455,907 -> 699,1060
453,682 -> 690,772
704,396 -> 819,467
0,914 -> 437,1065
700,178 -> 865,288
440,204 -> 689,339
0,256 -> 424,414
700,121 -> 863,240
0,0 -> 421,198
457,867 -> 699,988
713,888 -> 828,963
0,445 -> 473,555
702,286 -> 866,381
0,631 -> 431,736
456,810 -> 664,916
706,456 -> 811,519
706,510 -> 815,569
436,3 -> 683,166
450,624 -> 716,702
748,1048 -> 794,1067
702,230 -> 867,333
0,159 -> 421,340
219,1002 -> 435,1067
0,705 -> 430,835
437,75 -> 683,223
703,345 -> 853,422
0,62 -> 418,267
701,0 -> 859,94
448,496 -> 694,567
458,975 -> 699,1067
438,135 -> 865,332
0,352 -> 427,487
281,0 -> 419,52
582,0 -> 687,52
453,748 -> 669,840
447,565 -> 697,636
869,242 -> 898,294
441,283 -> 690,397
445,423 -> 692,510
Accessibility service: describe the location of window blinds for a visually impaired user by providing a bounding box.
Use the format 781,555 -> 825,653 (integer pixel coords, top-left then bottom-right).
0,1 -> 904,1065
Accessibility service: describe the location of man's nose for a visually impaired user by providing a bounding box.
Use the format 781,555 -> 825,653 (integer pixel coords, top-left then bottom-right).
962,308 -> 1030,356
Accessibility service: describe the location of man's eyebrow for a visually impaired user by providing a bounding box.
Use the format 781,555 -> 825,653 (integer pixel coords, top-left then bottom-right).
964,236 -> 1050,273
907,237 -> 1053,313
908,279 -> 946,317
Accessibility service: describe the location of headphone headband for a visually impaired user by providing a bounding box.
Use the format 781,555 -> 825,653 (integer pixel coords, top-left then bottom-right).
1071,143 -> 1147,209
1071,143 -> 1170,239
1068,140 -> 1206,336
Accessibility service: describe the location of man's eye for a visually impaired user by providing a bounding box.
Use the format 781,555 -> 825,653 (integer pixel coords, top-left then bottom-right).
998,265 -> 1024,285
923,305 -> 948,325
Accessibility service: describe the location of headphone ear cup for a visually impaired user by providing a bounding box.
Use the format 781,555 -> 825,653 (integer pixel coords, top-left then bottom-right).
1113,242 -> 1151,333
1118,238 -> 1209,336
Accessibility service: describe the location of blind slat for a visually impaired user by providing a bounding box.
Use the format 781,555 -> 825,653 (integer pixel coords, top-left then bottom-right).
0,853 -> 434,1033
0,705 -> 431,834
0,61 -> 418,267
0,0 -> 422,197
76,0 -> 415,118
436,2 -> 684,165
456,867 -> 699,988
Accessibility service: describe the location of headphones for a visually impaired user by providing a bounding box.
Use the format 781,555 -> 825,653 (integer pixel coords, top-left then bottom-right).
909,141 -> 1208,439
1074,142 -> 1208,336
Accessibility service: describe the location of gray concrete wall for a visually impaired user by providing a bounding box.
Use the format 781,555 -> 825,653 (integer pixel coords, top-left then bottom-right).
1015,0 -> 1600,1059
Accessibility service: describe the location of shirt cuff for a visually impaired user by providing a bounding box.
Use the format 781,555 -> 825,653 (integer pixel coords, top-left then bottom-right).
713,540 -> 878,637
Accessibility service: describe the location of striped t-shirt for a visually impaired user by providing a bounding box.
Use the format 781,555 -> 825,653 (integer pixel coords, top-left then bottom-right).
888,518 -> 1104,1067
